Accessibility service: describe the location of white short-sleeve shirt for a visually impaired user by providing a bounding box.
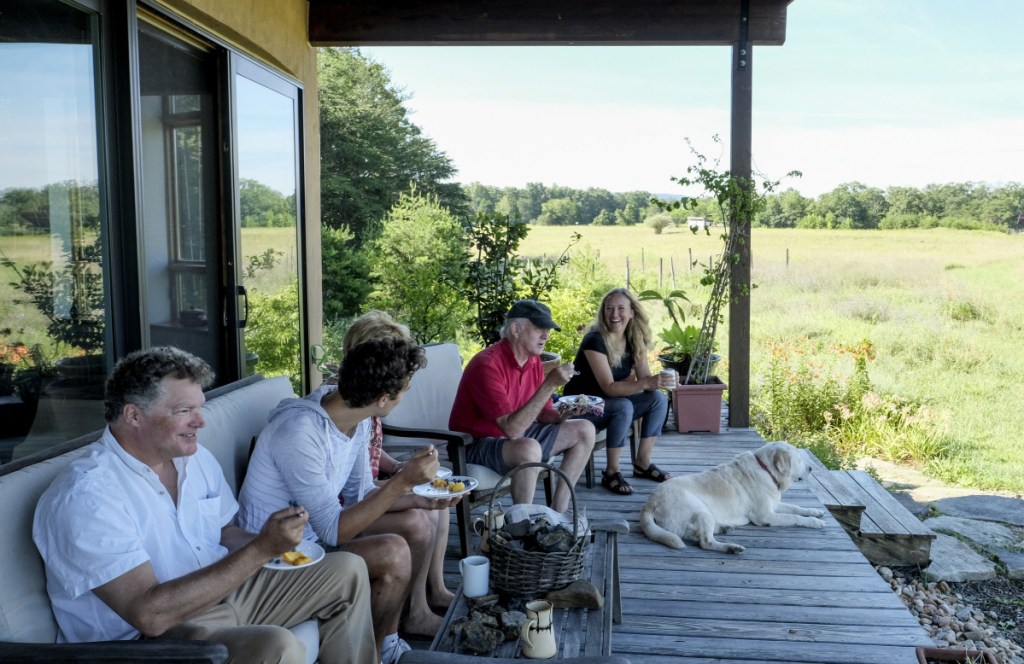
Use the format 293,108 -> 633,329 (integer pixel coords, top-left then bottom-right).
32,427 -> 238,642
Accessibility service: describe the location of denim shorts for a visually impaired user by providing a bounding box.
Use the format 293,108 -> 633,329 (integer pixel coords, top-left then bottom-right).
466,422 -> 562,475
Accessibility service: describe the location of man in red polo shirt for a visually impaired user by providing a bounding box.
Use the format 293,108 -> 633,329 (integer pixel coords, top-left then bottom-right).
449,300 -> 596,511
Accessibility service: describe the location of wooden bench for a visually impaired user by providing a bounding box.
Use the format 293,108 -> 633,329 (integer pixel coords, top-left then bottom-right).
430,521 -> 627,658
806,469 -> 934,567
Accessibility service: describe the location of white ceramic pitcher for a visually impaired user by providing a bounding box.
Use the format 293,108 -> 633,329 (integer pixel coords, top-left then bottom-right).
519,599 -> 557,659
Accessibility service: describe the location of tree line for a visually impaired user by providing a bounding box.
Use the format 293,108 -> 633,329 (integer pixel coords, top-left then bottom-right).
461,180 -> 1024,232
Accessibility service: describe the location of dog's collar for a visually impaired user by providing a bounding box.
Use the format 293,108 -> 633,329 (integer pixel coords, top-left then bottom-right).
757,456 -> 782,490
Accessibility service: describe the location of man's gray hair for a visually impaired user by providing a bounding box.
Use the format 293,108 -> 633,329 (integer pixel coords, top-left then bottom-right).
500,317 -> 529,339
104,346 -> 214,423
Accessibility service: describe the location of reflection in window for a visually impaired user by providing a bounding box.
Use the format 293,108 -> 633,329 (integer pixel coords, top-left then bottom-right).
236,69 -> 303,390
169,105 -> 206,318
0,0 -> 107,462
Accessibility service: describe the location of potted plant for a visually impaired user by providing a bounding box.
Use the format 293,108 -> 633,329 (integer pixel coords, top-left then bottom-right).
650,136 -> 797,433
915,646 -> 998,664
0,342 -> 51,438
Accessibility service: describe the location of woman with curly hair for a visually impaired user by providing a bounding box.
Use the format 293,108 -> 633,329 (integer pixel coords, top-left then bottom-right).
564,288 -> 675,495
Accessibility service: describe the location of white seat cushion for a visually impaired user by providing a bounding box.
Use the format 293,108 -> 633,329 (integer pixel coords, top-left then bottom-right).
289,619 -> 319,664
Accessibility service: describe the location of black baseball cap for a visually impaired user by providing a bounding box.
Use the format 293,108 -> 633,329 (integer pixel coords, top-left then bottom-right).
506,299 -> 561,332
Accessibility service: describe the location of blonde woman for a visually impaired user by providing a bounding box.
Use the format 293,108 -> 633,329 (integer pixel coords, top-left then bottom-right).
342,311 -> 455,620
564,288 -> 674,495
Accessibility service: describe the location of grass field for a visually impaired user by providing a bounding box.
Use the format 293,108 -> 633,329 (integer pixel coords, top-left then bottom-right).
521,225 -> 1024,494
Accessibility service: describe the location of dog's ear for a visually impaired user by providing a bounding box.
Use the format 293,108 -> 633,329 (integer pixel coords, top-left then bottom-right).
772,447 -> 792,479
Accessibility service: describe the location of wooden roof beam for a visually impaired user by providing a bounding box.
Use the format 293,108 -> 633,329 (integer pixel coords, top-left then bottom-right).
308,0 -> 791,46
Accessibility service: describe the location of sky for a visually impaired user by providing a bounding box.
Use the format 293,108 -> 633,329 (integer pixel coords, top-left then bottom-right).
361,0 -> 1024,198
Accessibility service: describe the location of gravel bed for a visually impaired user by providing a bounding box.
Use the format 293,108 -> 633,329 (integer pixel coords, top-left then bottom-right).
880,565 -> 1024,663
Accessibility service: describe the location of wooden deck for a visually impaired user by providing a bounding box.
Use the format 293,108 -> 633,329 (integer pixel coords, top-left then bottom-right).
414,424 -> 933,663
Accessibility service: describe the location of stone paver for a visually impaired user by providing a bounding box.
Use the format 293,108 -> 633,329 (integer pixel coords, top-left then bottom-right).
923,533 -> 997,582
924,515 -> 1023,549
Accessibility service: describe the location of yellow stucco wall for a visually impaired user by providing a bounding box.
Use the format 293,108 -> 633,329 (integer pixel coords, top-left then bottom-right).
154,0 -> 324,384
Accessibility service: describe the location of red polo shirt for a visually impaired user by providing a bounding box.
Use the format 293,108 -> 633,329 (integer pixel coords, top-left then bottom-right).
449,338 -> 558,439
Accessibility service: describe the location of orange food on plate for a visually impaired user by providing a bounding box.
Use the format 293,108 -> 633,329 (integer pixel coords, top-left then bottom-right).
282,550 -> 313,566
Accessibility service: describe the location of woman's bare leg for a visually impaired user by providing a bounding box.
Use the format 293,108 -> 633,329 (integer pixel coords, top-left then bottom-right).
427,510 -> 454,610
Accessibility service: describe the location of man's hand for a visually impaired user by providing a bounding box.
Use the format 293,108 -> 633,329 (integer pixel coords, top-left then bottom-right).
394,445 -> 440,487
544,361 -> 575,388
253,504 -> 308,558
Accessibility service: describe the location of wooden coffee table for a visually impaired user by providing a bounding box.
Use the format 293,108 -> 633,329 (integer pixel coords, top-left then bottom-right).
430,521 -> 627,658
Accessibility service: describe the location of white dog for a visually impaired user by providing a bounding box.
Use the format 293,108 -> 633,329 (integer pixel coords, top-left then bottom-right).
639,441 -> 826,553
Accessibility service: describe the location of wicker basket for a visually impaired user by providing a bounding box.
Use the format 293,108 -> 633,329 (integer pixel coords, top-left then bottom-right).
486,462 -> 588,598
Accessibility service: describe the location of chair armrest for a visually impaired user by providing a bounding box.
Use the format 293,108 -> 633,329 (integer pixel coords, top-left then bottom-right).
380,423 -> 471,449
381,424 -> 473,476
0,639 -> 228,663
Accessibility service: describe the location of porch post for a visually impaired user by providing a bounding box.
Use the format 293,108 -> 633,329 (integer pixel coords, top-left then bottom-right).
729,0 -> 752,428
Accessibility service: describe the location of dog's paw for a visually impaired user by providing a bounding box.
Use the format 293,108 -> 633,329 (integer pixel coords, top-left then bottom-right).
807,517 -> 826,528
725,544 -> 745,554
810,508 -> 826,518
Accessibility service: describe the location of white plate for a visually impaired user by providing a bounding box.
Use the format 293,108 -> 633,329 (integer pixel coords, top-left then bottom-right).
557,394 -> 604,410
264,540 -> 325,571
413,475 -> 479,498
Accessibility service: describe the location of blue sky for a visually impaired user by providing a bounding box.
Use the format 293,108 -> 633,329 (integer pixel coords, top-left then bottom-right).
362,0 -> 1024,198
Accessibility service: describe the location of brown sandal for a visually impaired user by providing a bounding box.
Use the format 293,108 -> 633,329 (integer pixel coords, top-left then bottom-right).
601,470 -> 633,495
633,462 -> 671,482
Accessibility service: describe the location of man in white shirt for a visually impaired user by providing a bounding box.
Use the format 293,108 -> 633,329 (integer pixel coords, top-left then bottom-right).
32,346 -> 376,664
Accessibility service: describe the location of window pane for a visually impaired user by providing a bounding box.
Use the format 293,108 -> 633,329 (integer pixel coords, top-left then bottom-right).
139,18 -> 224,375
0,1 -> 107,463
236,70 -> 302,390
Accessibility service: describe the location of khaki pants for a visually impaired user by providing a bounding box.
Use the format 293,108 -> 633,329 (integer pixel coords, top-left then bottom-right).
160,551 -> 376,664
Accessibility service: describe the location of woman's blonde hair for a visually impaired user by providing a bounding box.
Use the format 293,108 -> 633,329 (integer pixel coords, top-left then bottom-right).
342,310 -> 411,356
590,288 -> 653,369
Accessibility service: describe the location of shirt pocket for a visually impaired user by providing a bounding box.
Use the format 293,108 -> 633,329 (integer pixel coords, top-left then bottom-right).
196,495 -> 224,539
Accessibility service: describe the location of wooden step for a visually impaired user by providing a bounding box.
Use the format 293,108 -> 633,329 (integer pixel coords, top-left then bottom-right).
807,469 -> 934,567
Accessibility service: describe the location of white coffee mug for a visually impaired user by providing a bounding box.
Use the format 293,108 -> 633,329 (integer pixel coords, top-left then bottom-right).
459,555 -> 490,597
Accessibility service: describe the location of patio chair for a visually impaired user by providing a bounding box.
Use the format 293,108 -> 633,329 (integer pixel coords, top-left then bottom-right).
381,342 -> 553,558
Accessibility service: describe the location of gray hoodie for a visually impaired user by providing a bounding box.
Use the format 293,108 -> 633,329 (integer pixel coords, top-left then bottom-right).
236,384 -> 374,546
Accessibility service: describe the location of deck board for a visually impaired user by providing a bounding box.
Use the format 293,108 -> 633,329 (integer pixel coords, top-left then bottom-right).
414,421 -> 931,662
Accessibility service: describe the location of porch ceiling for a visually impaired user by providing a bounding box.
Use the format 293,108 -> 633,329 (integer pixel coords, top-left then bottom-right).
307,0 -> 792,46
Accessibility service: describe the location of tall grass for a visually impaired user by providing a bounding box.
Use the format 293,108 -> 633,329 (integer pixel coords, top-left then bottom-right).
522,226 -> 1024,494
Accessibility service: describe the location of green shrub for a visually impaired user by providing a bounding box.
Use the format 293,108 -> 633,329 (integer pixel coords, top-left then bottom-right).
750,337 -> 952,468
245,279 -> 302,392
368,189 -> 470,344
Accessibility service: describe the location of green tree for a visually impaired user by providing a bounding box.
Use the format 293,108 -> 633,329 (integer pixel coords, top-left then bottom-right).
368,190 -> 470,344
239,179 -> 293,228
318,47 -> 466,242
536,197 -> 578,226
320,225 -> 372,323
575,187 -> 617,225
